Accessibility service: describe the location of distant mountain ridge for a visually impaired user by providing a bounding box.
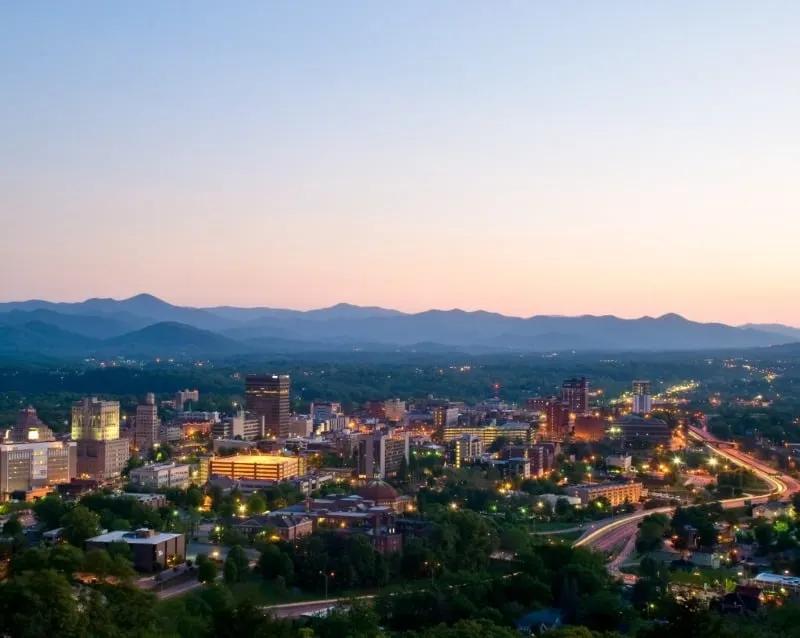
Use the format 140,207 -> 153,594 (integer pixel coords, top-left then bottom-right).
0,294 -> 797,358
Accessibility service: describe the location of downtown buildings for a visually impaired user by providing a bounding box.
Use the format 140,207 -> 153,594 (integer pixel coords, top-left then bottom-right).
245,374 -> 290,438
0,407 -> 76,500
134,393 -> 160,451
71,397 -> 130,481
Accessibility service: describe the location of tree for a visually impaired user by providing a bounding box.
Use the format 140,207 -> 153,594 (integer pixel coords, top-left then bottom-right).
224,545 -> 249,583
0,570 -> 84,638
636,513 -> 670,553
83,548 -> 114,578
247,493 -> 267,516
196,553 -> 218,583
48,544 -> 84,576
32,495 -> 67,530
2,517 -> 23,537
754,522 -> 776,550
61,505 -> 100,546
223,559 -> 239,584
258,543 -> 294,582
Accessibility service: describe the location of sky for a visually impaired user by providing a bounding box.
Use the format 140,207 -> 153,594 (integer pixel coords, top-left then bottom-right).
1,2 -> 799,324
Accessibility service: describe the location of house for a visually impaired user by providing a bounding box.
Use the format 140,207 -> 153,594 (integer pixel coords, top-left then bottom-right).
234,514 -> 313,542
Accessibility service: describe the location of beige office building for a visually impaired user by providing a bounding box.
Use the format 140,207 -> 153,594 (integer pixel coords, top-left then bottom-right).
72,398 -> 129,480
0,440 -> 77,500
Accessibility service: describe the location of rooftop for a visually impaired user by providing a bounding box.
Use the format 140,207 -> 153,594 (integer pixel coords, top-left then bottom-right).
88,529 -> 183,545
212,454 -> 297,465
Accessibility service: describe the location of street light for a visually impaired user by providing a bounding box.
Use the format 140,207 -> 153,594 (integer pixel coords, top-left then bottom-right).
320,570 -> 335,598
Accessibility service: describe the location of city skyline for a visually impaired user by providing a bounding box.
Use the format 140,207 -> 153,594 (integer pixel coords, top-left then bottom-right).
3,2 -> 799,324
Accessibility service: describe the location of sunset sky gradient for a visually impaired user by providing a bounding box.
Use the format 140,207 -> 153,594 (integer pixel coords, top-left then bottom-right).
2,2 -> 799,324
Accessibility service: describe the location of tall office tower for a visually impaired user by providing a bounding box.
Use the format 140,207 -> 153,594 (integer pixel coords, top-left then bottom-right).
561,377 -> 589,415
71,398 -> 129,480
135,393 -> 160,451
245,374 -> 290,438
632,380 -> 653,415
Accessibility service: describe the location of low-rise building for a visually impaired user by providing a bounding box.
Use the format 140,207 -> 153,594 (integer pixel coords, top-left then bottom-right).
209,454 -> 305,481
442,422 -> 532,447
566,481 -> 643,507
234,514 -> 314,541
213,411 -> 265,441
86,528 -> 185,572
607,415 -> 671,447
129,462 -> 191,490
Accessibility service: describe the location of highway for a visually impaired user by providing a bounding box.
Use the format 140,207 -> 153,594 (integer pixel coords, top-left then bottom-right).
573,425 -> 800,572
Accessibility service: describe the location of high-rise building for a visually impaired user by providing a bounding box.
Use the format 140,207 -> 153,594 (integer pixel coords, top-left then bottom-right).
561,377 -> 589,415
245,375 -> 290,438
71,398 -> 129,480
632,380 -> 653,415
453,434 -> 482,468
71,398 -> 120,441
356,432 -> 410,479
432,404 -> 460,438
0,440 -> 76,500
135,393 -> 160,451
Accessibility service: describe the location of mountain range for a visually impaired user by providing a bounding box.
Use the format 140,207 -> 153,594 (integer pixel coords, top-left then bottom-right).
0,294 -> 797,359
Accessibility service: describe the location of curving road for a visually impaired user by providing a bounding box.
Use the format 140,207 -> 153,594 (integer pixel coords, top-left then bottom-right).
574,425 -> 800,574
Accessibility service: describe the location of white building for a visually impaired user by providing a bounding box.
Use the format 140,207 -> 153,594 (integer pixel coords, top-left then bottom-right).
632,380 -> 653,415
129,462 -> 191,489
213,411 -> 264,440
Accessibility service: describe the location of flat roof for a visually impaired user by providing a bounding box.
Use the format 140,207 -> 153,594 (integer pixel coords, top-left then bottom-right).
88,530 -> 183,545
211,455 -> 296,465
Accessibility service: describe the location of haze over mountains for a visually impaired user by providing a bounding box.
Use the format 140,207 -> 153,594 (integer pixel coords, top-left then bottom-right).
0,294 -> 797,359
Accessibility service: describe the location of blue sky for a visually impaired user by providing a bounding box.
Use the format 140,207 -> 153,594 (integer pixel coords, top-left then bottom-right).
1,2 -> 798,323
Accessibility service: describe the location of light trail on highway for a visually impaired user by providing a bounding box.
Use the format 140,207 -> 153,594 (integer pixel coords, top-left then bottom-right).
574,425 -> 800,561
